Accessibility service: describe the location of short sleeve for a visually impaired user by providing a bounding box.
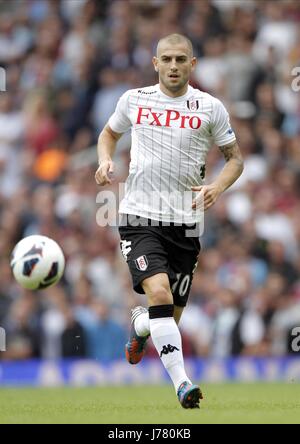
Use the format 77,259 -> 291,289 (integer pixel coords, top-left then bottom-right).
108,91 -> 131,134
211,98 -> 236,147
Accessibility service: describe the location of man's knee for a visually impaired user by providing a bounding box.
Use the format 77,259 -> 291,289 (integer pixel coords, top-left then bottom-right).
148,285 -> 173,306
142,273 -> 173,306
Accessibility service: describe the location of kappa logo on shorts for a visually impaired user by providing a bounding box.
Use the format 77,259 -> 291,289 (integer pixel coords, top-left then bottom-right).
135,255 -> 148,271
120,240 -> 132,261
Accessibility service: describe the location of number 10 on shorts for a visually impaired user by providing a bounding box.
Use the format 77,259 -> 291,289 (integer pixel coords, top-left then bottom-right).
172,273 -> 191,297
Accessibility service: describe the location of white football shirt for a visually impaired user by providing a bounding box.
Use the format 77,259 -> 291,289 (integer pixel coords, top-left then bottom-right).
108,84 -> 236,223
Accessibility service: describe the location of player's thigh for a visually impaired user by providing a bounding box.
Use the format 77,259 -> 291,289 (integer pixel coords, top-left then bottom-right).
119,224 -> 170,296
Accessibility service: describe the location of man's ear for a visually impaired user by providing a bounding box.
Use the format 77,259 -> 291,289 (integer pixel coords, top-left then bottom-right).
152,56 -> 158,72
191,57 -> 197,72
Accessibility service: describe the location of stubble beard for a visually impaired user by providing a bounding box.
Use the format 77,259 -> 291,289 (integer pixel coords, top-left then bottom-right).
160,74 -> 188,94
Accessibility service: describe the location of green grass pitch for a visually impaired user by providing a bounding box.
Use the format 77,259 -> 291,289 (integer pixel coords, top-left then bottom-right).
0,383 -> 299,424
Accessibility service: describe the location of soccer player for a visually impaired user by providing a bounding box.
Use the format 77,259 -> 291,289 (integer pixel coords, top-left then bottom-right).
95,34 -> 244,409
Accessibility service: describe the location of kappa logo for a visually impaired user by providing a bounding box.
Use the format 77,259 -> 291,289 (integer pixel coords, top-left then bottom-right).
138,89 -> 157,95
120,240 -> 132,261
160,344 -> 179,357
135,255 -> 148,271
187,99 -> 199,111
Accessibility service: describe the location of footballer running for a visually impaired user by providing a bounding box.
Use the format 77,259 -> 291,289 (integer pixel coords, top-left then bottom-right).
95,34 -> 244,409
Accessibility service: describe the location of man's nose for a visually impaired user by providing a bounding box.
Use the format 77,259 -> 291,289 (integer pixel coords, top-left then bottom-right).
170,60 -> 178,70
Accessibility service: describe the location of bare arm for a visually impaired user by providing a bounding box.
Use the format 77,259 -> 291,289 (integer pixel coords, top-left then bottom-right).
192,141 -> 244,210
95,124 -> 123,186
213,140 -> 244,193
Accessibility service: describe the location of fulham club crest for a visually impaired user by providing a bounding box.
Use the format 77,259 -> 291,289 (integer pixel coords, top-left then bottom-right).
135,255 -> 148,271
187,100 -> 199,111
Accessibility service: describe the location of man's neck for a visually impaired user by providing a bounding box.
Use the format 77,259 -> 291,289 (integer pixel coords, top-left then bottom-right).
159,82 -> 189,98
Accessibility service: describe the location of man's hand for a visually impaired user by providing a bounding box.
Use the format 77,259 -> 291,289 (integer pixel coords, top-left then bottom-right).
191,183 -> 222,211
191,141 -> 244,211
95,159 -> 115,186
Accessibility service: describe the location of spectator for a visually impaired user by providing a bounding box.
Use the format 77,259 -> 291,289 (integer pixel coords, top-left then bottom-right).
76,300 -> 127,362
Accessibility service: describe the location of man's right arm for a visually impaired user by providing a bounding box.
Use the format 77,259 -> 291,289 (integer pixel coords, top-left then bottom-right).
95,124 -> 123,186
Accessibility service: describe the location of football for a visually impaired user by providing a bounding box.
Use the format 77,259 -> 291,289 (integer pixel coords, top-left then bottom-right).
10,235 -> 65,290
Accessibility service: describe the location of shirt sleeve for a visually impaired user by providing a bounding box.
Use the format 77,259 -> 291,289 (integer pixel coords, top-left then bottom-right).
108,90 -> 132,134
211,97 -> 236,147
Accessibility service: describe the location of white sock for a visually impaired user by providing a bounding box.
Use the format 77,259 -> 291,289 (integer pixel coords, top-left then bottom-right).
134,312 -> 150,337
149,316 -> 192,392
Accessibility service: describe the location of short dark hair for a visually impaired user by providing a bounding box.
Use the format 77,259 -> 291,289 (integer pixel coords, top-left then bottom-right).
156,34 -> 193,57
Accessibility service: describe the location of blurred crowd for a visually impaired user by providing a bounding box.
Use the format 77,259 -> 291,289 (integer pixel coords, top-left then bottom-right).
0,0 -> 299,362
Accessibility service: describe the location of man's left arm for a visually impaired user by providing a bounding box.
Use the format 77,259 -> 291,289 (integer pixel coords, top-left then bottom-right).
192,140 -> 244,210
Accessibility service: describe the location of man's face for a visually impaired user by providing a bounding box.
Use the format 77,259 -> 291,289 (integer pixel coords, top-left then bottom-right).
153,42 -> 196,94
